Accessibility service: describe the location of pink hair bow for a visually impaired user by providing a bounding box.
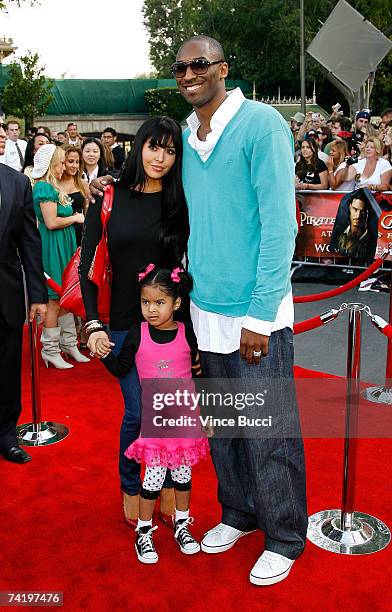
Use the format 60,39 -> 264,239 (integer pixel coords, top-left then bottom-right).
171,267 -> 183,283
138,263 -> 155,281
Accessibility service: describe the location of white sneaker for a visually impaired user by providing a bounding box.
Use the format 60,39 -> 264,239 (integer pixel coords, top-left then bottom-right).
201,523 -> 254,554
249,550 -> 294,586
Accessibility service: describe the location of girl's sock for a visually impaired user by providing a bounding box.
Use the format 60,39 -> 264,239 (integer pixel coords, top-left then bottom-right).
137,518 -> 152,530
175,509 -> 190,522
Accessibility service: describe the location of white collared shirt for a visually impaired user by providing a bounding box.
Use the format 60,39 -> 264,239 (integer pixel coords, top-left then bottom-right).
0,138 -> 27,172
186,88 -> 293,353
82,165 -> 99,184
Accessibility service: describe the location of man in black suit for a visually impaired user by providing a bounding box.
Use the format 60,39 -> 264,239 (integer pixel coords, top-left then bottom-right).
101,127 -> 125,172
0,120 -> 48,463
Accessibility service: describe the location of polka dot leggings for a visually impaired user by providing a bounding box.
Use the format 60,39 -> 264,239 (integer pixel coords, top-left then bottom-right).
142,465 -> 192,493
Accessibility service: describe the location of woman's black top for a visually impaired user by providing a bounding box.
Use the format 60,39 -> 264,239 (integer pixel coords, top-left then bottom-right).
295,159 -> 327,184
69,191 -> 84,246
80,187 -> 169,330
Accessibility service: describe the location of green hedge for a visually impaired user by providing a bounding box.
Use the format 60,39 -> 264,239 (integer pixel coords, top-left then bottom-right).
145,87 -> 192,122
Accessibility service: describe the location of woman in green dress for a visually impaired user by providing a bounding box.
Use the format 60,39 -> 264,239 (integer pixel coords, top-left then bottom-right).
32,144 -> 88,368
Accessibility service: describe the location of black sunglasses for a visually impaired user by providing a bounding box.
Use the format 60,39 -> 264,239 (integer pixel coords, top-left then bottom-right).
170,58 -> 224,78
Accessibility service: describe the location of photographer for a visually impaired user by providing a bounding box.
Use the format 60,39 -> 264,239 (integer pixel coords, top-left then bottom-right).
354,110 -> 371,135
339,136 -> 392,192
297,111 -> 323,142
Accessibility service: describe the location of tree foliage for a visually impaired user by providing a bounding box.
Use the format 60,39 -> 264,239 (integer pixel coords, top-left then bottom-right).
0,0 -> 40,11
2,51 -> 54,129
145,86 -> 192,121
142,0 -> 392,114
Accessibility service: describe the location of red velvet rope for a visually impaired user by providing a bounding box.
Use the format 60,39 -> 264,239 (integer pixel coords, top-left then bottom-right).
45,273 -> 333,336
376,324 -> 392,340
294,257 -> 384,303
45,275 -> 62,296
294,315 -> 325,335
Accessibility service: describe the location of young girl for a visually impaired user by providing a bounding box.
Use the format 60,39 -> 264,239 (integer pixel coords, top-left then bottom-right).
97,265 -> 209,564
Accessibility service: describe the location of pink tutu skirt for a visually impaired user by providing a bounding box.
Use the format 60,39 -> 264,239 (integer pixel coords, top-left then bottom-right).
125,436 -> 209,470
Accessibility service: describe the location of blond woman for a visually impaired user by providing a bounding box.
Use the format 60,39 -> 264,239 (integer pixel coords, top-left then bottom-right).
32,144 -> 87,368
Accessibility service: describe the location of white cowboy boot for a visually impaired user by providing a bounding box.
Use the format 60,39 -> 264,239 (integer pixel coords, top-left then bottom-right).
41,326 -> 73,369
59,313 -> 90,363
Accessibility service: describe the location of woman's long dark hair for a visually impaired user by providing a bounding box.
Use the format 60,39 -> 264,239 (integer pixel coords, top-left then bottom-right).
117,116 -> 189,266
295,137 -> 319,180
22,133 -> 51,171
81,137 -> 108,178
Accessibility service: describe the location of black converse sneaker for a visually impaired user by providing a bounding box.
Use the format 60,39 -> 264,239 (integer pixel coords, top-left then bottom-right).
135,525 -> 158,564
173,517 -> 200,555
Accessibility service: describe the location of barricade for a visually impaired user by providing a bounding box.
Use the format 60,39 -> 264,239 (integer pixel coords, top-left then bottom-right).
305,302 -> 391,555
292,194 -> 392,553
17,317 -> 69,446
294,189 -> 392,269
296,189 -> 392,405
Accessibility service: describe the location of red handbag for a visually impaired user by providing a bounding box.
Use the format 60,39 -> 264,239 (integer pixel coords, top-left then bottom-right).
60,185 -> 114,322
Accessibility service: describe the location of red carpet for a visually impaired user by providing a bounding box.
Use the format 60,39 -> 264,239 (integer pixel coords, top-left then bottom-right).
1,333 -> 391,611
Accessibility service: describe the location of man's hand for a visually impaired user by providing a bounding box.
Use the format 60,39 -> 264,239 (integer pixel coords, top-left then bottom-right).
191,352 -> 202,377
89,175 -> 114,201
240,328 -> 269,365
87,330 -> 114,357
202,423 -> 214,438
29,303 -> 47,324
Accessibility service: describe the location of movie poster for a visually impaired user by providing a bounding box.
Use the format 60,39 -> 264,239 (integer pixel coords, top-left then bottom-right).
329,188 -> 381,262
295,189 -> 387,262
295,192 -> 343,258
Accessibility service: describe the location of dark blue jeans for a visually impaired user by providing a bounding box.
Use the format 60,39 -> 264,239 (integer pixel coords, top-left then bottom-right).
199,327 -> 308,560
111,330 -> 173,495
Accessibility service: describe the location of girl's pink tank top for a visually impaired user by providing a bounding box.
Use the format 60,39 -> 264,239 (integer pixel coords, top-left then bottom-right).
135,321 -> 192,380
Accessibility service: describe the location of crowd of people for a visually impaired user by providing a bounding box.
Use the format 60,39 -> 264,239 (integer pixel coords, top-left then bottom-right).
0,37 -> 390,586
0,121 -> 126,367
0,120 -> 125,178
292,107 -> 392,192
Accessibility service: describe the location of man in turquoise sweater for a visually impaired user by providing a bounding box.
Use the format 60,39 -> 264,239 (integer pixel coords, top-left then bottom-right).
172,36 -> 307,585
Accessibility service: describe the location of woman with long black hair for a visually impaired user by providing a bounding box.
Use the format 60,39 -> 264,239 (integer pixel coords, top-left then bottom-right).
295,137 -> 328,190
79,116 -> 189,527
23,132 -> 51,184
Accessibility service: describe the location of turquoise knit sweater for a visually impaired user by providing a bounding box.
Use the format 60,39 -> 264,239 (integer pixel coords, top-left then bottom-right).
182,99 -> 297,323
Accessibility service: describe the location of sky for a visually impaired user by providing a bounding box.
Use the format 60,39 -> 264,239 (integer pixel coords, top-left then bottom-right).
1,0 -> 153,78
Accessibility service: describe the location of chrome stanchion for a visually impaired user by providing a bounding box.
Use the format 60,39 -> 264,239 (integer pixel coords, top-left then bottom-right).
307,303 -> 391,554
17,318 -> 69,446
362,266 -> 392,405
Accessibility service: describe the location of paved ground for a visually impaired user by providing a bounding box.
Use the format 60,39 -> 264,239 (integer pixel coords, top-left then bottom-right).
293,281 -> 389,384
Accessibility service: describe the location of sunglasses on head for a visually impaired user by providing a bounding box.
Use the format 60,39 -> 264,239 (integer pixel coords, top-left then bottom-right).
170,58 -> 224,78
